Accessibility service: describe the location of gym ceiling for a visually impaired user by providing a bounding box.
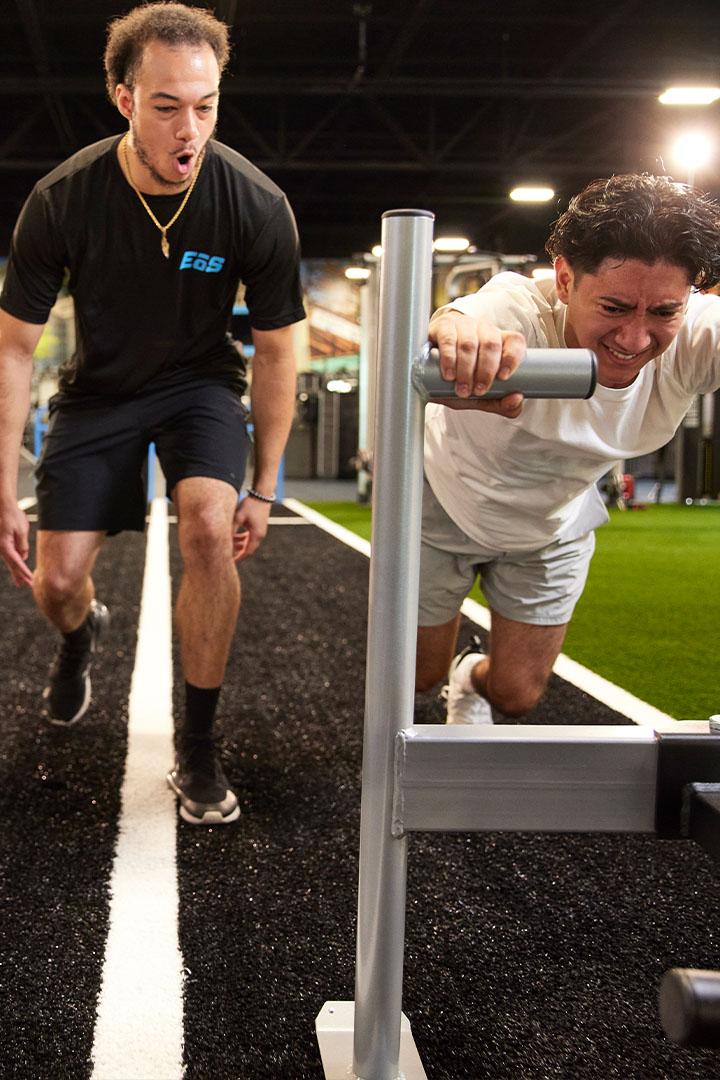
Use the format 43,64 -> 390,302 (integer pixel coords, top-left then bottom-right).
1,0 -> 719,260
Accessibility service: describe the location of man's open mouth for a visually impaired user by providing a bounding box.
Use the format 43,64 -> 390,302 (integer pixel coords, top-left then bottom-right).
174,150 -> 195,176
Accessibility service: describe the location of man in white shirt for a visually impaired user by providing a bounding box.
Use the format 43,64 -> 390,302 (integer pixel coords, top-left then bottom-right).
418,174 -> 720,724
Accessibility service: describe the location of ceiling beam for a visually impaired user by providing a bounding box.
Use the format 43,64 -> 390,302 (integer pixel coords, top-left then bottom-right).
0,75 -> 673,99
14,0 -> 76,151
374,0 -> 434,78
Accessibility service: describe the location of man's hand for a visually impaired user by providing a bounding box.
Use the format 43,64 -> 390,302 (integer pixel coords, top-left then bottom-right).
428,309 -> 526,417
232,494 -> 272,563
0,500 -> 33,587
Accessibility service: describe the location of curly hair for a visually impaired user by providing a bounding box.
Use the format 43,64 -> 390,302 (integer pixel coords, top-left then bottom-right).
545,174 -> 720,290
104,2 -> 230,104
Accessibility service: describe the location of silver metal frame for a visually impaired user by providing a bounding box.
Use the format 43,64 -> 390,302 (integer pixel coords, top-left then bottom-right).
315,209 -> 674,1080
353,209 -> 433,1080
394,724 -> 658,835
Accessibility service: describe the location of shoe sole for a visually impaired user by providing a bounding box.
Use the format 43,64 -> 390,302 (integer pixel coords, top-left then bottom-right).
179,804 -> 241,825
44,674 -> 92,727
166,769 -> 240,825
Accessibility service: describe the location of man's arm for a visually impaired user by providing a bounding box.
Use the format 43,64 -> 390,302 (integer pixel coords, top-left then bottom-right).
0,309 -> 44,586
428,305 -> 527,416
233,323 -> 297,562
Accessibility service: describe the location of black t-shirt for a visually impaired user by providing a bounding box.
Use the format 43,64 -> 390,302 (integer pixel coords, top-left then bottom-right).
0,136 -> 305,398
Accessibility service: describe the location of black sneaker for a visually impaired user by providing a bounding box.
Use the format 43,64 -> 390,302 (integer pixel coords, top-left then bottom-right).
166,735 -> 240,825
43,599 -> 110,726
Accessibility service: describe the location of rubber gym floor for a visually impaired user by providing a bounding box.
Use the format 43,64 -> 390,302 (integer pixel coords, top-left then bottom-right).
0,503 -> 718,1080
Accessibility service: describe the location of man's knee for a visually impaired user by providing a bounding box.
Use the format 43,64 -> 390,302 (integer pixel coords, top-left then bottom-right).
34,564 -> 86,606
483,610 -> 566,718
179,504 -> 233,563
484,675 -> 548,718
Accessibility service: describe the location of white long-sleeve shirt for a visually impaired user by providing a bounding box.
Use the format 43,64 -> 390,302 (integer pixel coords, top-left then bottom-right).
424,272 -> 720,550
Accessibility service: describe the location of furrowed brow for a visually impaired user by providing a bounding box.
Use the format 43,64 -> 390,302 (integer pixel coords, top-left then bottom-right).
598,295 -> 635,310
598,295 -> 685,313
650,301 -> 685,312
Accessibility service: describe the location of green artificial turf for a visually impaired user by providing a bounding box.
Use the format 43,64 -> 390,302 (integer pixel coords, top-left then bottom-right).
307,501 -> 373,542
565,504 -> 718,719
308,500 -> 719,719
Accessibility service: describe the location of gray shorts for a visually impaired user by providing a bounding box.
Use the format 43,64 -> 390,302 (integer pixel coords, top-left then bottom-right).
419,479 -> 595,627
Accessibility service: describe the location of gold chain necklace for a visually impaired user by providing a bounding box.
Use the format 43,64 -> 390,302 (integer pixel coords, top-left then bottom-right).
121,134 -> 205,258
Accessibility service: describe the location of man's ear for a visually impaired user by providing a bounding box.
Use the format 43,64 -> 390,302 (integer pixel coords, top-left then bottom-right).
115,83 -> 133,121
555,256 -> 574,303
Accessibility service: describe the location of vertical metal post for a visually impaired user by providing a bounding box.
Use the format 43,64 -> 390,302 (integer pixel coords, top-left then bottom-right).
353,210 -> 434,1080
357,265 -> 379,503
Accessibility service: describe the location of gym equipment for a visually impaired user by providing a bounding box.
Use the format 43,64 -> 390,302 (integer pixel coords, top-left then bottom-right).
315,209 -> 720,1080
414,342 -> 596,400
659,776 -> 720,1049
659,968 -> 720,1048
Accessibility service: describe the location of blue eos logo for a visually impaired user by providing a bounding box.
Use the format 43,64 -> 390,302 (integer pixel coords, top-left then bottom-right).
179,250 -> 225,273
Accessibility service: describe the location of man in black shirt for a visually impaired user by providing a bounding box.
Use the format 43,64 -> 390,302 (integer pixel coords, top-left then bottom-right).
0,3 -> 305,824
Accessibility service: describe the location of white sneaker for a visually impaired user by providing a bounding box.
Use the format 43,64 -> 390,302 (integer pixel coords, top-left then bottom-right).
442,645 -> 493,725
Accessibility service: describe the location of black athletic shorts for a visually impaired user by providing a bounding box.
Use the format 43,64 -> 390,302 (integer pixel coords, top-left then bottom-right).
36,374 -> 251,534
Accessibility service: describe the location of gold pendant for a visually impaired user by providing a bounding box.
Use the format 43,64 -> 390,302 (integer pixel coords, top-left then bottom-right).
161,234 -> 170,259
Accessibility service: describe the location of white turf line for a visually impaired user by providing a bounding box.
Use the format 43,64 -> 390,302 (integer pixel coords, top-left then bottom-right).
283,497 -> 371,557
285,497 -> 686,731
91,497 -> 184,1080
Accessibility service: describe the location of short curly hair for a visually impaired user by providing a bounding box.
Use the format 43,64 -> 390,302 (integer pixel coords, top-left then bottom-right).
545,174 -> 720,290
104,2 -> 230,104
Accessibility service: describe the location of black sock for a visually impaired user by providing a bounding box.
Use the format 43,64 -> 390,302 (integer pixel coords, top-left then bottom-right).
63,614 -> 92,647
183,682 -> 221,740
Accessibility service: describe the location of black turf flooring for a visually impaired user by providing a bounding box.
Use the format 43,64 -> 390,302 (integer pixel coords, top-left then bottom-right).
0,515 -> 718,1079
170,517 -> 719,1080
0,530 -> 144,1080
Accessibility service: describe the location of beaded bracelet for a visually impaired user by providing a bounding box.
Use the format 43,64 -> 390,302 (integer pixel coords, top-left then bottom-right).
247,487 -> 276,503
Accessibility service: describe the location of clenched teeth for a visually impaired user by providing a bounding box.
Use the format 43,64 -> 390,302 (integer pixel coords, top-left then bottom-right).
606,346 -> 640,360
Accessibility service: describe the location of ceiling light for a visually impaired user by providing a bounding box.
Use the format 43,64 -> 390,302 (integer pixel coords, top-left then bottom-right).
345,266 -> 371,281
509,186 -> 555,202
371,244 -> 383,258
433,236 -> 471,253
671,130 -> 715,171
659,87 -> 720,106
